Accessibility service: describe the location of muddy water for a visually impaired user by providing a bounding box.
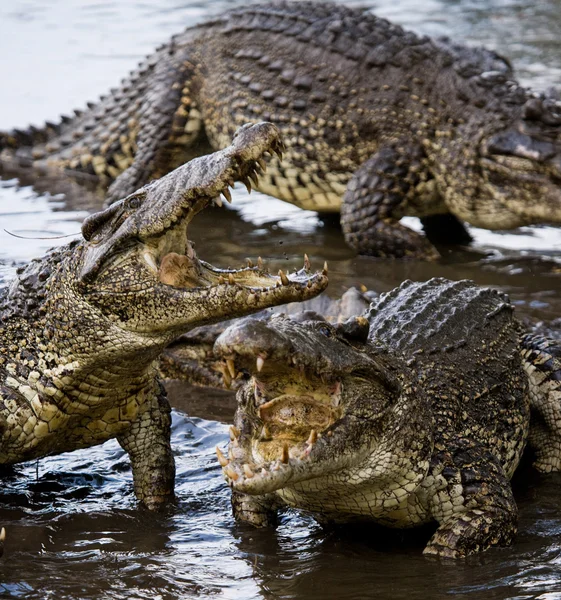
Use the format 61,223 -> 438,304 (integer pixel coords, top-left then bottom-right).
1,0 -> 561,598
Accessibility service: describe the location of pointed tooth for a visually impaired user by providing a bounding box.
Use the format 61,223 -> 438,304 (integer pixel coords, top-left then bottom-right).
229,425 -> 240,441
249,171 -> 259,186
228,273 -> 236,285
242,178 -> 252,193
303,254 -> 311,271
243,464 -> 255,479
214,196 -> 223,207
260,425 -> 271,440
222,187 -> 232,203
218,275 -> 227,285
323,261 -> 328,275
258,158 -> 266,171
247,258 -> 253,268
278,270 -> 290,286
224,466 -> 239,481
143,252 -> 158,273
281,443 -> 289,464
256,356 -> 265,372
221,365 -> 232,388
261,468 -> 268,476
0,527 -> 5,542
216,446 -> 229,467
307,430 -> 318,445
228,178 -> 235,188
257,256 -> 263,269
226,359 -> 237,379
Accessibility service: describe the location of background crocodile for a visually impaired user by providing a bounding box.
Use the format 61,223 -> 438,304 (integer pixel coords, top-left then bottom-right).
0,122 -> 328,510
213,278 -> 561,557
1,2 -> 561,258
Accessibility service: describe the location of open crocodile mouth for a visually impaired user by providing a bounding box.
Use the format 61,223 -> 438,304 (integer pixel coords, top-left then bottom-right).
80,122 -> 329,315
216,355 -> 344,493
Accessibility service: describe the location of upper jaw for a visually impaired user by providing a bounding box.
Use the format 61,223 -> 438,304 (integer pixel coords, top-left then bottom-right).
79,121 -> 285,284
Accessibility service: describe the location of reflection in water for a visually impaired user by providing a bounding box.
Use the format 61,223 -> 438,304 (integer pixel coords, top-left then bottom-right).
1,0 -> 561,598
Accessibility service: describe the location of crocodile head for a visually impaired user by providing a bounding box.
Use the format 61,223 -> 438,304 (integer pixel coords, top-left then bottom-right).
213,313 -> 418,496
73,122 -> 328,342
480,91 -> 561,224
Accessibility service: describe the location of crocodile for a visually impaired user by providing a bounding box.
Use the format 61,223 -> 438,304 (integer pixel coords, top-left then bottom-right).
2,2 -> 561,258
159,286 -> 375,388
0,122 -> 328,511
213,278 -> 561,557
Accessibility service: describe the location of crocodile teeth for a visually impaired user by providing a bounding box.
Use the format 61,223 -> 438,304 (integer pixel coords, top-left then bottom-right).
243,464 -> 255,479
216,446 -> 229,467
222,187 -> 232,203
281,443 -> 289,464
256,356 -> 265,372
249,171 -> 259,186
0,528 -> 5,543
214,196 -> 223,207
228,273 -> 236,285
247,258 -> 254,268
278,270 -> 289,286
143,252 -> 158,273
257,256 -> 263,269
229,425 -> 240,441
226,359 -> 237,379
220,365 -> 232,388
218,275 -> 226,284
260,425 -> 271,440
304,254 -> 311,271
307,430 -> 318,445
224,466 -> 239,481
257,158 -> 267,171
322,261 -> 329,275
242,178 -> 252,193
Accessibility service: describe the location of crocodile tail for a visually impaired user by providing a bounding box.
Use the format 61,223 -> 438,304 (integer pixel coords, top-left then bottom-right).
0,115 -> 74,161
520,332 -> 561,472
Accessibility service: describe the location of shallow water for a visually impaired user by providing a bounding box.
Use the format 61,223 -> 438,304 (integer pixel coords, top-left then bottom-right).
1,0 -> 561,598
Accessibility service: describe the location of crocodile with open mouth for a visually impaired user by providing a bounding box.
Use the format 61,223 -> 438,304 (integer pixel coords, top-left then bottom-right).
0,122 -> 328,510
214,278 -> 561,557
2,2 -> 561,258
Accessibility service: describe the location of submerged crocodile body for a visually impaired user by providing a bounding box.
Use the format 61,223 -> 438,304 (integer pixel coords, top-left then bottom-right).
214,278 -> 561,557
0,123 -> 328,510
2,2 -> 561,258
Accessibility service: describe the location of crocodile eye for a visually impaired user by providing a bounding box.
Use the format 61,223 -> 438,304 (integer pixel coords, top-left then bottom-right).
127,196 -> 141,210
318,325 -> 333,338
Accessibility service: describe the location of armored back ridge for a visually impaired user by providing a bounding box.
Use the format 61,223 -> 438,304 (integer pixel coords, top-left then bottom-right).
1,2 -> 560,258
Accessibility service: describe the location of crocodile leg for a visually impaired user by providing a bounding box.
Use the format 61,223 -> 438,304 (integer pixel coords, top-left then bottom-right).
105,58 -> 208,205
231,490 -> 280,527
423,442 -> 518,558
340,145 -> 440,259
520,333 -> 561,472
117,383 -> 175,510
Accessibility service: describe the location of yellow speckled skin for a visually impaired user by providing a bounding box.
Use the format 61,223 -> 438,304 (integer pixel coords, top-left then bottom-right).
2,2 -> 561,258
217,279 -> 561,557
0,123 -> 328,509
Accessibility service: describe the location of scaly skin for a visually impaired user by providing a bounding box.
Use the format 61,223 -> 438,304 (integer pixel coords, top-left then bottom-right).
0,122 -> 328,510
213,278 -> 561,557
2,2 -> 561,258
158,286 -> 374,388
